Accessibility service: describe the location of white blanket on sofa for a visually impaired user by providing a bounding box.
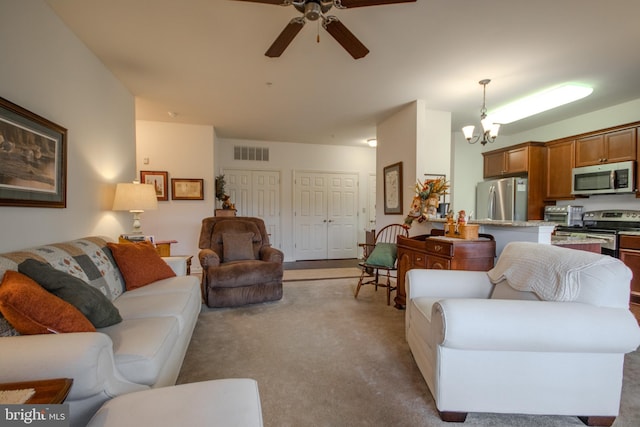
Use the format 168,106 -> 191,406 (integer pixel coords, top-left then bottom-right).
487,242 -> 617,301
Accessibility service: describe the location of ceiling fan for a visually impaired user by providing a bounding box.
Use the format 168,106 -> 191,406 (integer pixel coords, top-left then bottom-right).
237,0 -> 417,59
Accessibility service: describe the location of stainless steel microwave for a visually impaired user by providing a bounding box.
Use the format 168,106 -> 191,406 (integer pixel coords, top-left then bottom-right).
571,160 -> 635,195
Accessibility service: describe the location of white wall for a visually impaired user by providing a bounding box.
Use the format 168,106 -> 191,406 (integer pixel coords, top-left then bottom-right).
377,101 -> 452,236
0,1 -> 135,253
215,138 -> 376,261
377,102 -> 418,230
135,121 -> 216,272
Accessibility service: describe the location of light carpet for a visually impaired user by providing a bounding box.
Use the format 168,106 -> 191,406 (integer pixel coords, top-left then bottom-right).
283,267 -> 362,281
177,278 -> 640,427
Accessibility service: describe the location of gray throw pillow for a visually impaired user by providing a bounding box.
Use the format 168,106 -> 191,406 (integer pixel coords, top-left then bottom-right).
18,259 -> 122,328
222,232 -> 256,262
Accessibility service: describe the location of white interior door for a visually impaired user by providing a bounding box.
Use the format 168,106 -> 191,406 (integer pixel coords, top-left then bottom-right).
294,171 -> 358,260
224,169 -> 281,249
368,173 -> 376,228
327,174 -> 358,259
294,172 -> 328,260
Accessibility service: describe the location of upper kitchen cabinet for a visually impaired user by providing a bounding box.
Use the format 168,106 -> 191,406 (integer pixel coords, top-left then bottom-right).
483,141 -> 545,179
545,139 -> 575,200
575,127 -> 636,167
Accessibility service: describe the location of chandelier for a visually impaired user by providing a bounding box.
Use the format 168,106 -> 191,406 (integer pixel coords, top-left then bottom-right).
462,79 -> 501,146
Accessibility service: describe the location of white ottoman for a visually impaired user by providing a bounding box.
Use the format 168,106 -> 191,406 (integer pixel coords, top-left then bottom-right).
86,379 -> 263,427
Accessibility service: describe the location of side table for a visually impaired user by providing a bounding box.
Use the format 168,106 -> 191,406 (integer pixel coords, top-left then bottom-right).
162,255 -> 193,275
0,378 -> 73,404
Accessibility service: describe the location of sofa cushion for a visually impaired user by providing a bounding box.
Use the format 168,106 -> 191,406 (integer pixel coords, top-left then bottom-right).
490,280 -> 540,301
98,316 -> 179,386
18,259 -> 122,328
222,232 -> 256,262
107,241 -> 176,291
114,288 -> 199,332
366,243 -> 397,268
0,271 -> 96,334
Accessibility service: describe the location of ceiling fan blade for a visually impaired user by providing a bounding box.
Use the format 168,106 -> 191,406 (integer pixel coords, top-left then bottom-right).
234,0 -> 289,5
265,18 -> 305,58
323,17 -> 369,59
337,0 -> 416,8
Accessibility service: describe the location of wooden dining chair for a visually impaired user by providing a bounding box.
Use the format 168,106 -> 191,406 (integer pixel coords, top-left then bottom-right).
354,224 -> 408,305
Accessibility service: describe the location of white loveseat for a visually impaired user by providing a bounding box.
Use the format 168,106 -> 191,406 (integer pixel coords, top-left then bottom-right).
405,241 -> 640,426
0,236 -> 201,427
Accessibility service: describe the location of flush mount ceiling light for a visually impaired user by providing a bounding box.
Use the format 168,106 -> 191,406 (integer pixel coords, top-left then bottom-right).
367,138 -> 377,147
488,83 -> 593,125
462,79 -> 500,146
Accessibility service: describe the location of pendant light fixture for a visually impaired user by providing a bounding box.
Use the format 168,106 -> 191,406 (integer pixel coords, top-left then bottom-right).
462,79 -> 500,146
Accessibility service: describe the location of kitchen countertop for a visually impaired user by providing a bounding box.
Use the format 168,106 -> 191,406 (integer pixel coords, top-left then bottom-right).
618,230 -> 640,236
551,235 -> 607,245
425,218 -> 556,227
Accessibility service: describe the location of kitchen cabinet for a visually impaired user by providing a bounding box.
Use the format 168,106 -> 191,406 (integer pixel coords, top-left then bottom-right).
574,127 -> 636,167
483,142 -> 544,178
544,139 -> 575,200
618,234 -> 640,323
482,141 -> 546,219
395,234 -> 496,309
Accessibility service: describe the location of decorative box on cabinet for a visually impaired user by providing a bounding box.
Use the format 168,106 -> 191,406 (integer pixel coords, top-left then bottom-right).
395,234 -> 496,309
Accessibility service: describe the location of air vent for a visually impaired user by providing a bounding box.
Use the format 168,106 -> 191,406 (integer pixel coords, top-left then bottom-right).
234,146 -> 269,161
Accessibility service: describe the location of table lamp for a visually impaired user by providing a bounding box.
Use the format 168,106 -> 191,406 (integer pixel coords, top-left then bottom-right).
112,181 -> 158,234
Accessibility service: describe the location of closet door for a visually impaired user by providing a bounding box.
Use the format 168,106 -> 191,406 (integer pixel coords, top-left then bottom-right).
294,172 -> 328,260
224,169 -> 281,249
294,171 -> 358,260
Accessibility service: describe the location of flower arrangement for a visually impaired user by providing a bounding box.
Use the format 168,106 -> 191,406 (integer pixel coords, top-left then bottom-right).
403,176 -> 449,228
215,174 -> 235,210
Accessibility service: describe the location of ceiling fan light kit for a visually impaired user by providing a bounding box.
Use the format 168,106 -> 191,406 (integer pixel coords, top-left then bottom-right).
239,0 -> 417,59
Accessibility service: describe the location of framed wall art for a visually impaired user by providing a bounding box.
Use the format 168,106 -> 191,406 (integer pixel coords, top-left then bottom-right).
171,178 -> 204,200
140,170 -> 169,201
383,161 -> 403,215
0,97 -> 67,208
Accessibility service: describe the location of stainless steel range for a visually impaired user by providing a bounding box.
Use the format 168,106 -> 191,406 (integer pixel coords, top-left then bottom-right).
555,209 -> 640,258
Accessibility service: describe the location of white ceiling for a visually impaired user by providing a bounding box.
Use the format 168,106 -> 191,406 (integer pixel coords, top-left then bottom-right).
45,0 -> 640,147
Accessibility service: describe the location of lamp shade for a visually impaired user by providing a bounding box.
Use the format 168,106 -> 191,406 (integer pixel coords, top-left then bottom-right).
113,182 -> 158,212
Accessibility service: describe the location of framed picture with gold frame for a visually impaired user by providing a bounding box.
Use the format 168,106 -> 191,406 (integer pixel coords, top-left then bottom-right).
171,178 -> 204,200
383,162 -> 403,215
140,170 -> 168,201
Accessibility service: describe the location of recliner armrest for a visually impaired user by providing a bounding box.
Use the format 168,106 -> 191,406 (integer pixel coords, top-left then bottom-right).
432,299 -> 640,353
198,248 -> 220,269
260,246 -> 283,264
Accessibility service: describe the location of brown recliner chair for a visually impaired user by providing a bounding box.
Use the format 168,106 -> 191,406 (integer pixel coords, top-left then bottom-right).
198,216 -> 284,308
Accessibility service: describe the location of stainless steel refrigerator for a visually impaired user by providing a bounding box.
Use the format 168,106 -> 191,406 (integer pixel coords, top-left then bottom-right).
476,177 -> 528,221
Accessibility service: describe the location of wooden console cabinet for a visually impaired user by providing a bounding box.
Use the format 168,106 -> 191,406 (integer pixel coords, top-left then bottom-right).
618,234 -> 640,323
394,234 -> 496,309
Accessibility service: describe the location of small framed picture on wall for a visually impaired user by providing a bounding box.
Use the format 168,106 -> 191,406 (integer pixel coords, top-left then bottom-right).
171,178 -> 204,200
140,171 -> 169,201
383,162 -> 403,215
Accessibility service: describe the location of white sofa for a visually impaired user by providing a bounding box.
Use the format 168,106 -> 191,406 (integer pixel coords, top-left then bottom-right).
0,236 -> 201,427
405,241 -> 640,426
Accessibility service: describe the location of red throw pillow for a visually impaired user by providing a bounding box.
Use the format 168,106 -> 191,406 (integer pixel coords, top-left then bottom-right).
107,241 -> 176,291
0,270 -> 96,334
